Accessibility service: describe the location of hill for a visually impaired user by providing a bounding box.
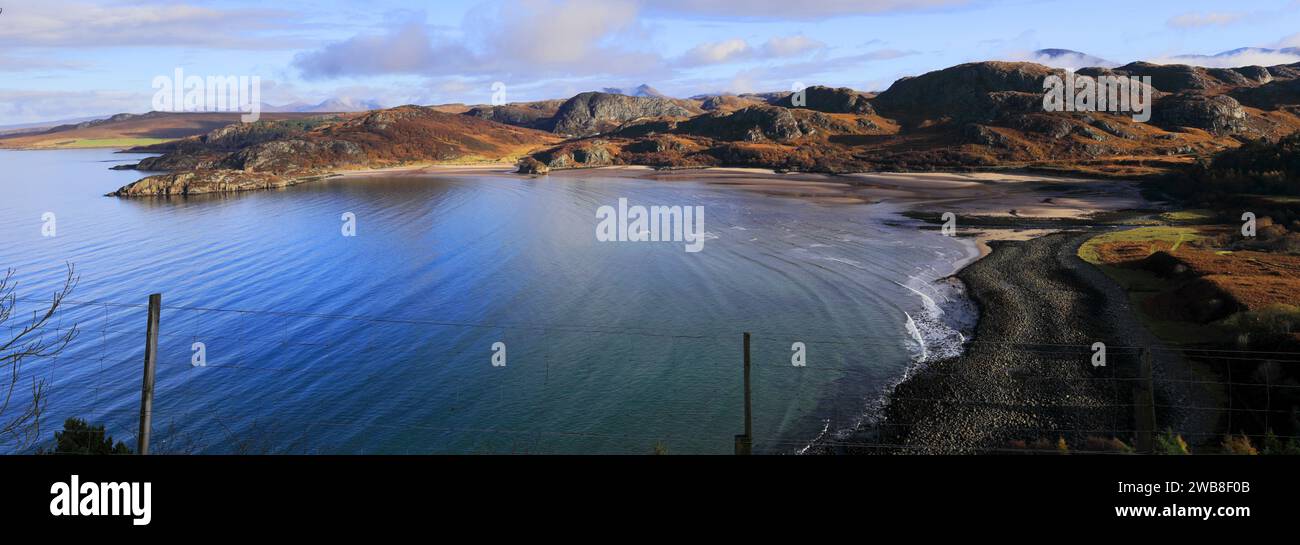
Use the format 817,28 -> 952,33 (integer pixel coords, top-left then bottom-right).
0,111 -> 336,150
103,59 -> 1300,196
517,60 -> 1300,176
109,105 -> 561,196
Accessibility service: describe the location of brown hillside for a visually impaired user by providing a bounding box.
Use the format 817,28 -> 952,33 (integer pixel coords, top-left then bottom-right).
519,61 -> 1300,176
110,105 -> 560,196
0,111 -> 336,149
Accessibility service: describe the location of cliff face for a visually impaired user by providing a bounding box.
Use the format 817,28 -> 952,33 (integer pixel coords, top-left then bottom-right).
547,92 -> 700,137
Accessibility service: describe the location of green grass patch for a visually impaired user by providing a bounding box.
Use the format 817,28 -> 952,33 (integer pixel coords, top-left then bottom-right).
1157,209 -> 1218,224
1077,226 -> 1203,265
1078,227 -> 1230,345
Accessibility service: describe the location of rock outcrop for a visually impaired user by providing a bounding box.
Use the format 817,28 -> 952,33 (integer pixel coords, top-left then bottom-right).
108,170 -> 316,197
1151,93 -> 1251,136
775,85 -> 875,114
463,100 -> 564,130
1101,62 -> 1277,94
675,105 -> 873,142
872,61 -> 1063,123
548,92 -> 699,137
697,94 -> 767,112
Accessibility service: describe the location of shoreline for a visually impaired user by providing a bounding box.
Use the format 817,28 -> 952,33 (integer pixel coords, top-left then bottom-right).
809,231 -> 1215,454
334,163 -> 1149,213
94,154 -> 1171,452
190,161 -> 1156,454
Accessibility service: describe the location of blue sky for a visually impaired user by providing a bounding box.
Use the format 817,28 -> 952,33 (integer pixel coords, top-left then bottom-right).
2,0 -> 1300,124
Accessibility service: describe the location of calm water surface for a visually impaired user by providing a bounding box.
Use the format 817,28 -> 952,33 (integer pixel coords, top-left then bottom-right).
0,149 -> 976,454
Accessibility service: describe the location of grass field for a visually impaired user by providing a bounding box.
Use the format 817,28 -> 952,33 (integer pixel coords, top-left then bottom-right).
1077,226 -> 1203,265
1157,209 -> 1218,224
1078,226 -> 1228,344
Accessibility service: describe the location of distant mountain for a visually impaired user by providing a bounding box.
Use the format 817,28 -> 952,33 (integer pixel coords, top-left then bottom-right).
1030,49 -> 1116,69
1208,47 -> 1300,58
1031,47 -> 1300,70
267,97 -> 383,113
0,114 -> 112,135
600,84 -> 666,98
0,111 -> 337,150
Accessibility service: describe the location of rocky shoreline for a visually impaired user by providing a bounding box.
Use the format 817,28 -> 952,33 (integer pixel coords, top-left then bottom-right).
812,231 -> 1215,454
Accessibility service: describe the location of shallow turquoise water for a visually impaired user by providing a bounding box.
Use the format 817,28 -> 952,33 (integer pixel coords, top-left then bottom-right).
0,149 -> 975,454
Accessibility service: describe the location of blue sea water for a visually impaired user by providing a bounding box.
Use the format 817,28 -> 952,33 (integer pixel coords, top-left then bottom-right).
0,149 -> 976,454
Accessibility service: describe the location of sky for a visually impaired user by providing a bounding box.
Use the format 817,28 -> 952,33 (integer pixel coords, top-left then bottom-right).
2,0 -> 1300,124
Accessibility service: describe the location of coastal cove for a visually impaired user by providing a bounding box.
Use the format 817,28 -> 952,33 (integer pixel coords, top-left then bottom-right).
1,148 -> 1007,454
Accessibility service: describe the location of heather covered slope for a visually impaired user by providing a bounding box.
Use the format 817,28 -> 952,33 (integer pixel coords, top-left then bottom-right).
110,105 -> 561,196
519,61 -> 1300,177
107,59 -> 1300,196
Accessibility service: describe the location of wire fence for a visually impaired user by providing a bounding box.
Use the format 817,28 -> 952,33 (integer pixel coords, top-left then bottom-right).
4,295 -> 1300,455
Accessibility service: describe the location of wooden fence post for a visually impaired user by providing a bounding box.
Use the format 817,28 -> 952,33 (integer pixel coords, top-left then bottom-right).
1135,347 -> 1155,453
137,293 -> 161,455
735,332 -> 752,455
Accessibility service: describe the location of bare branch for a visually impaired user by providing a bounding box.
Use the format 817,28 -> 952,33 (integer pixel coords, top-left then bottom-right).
0,265 -> 78,450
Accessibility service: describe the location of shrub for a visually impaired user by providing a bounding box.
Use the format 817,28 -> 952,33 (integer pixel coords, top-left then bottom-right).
1220,304 -> 1300,337
653,441 -> 669,455
42,418 -> 132,455
1220,434 -> 1259,455
1084,436 -> 1136,453
1155,429 -> 1191,455
1263,429 -> 1300,455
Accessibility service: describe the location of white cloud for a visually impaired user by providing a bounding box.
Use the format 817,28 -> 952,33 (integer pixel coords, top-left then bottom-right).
646,0 -> 970,20
1001,50 -> 1115,70
676,35 -> 826,67
0,89 -> 152,125
0,1 -> 302,49
1166,12 -> 1244,29
295,0 -> 665,81
1150,50 -> 1300,68
761,35 -> 826,57
474,0 -> 642,66
679,39 -> 752,66
293,23 -> 474,78
672,48 -> 917,95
